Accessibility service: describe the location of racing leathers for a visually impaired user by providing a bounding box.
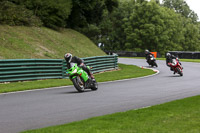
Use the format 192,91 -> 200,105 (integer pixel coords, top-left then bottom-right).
145,52 -> 154,64
66,56 -> 94,79
166,55 -> 182,71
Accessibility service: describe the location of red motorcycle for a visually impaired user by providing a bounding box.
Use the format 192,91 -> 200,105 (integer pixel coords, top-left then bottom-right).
168,58 -> 183,76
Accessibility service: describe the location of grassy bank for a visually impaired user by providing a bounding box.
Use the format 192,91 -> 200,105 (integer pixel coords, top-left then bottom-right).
0,25 -> 105,59
22,94 -> 200,133
0,64 -> 155,93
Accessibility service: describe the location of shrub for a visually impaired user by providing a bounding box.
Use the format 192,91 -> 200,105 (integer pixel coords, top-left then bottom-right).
0,1 -> 42,26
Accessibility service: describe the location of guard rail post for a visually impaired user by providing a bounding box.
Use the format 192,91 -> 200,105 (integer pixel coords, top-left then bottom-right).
62,59 -> 66,79
114,55 -> 118,69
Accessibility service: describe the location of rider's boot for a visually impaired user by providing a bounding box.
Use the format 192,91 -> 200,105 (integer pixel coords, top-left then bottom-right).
89,73 -> 94,78
90,73 -> 95,81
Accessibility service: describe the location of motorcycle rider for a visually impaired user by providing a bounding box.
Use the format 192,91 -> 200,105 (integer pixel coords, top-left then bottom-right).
64,53 -> 95,79
145,49 -> 154,65
166,52 -> 182,73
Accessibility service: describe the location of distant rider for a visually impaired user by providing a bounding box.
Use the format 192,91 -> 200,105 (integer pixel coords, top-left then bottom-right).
64,53 -> 95,79
145,49 -> 154,64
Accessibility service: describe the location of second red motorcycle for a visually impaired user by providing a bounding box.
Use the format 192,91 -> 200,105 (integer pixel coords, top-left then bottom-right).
168,58 -> 183,76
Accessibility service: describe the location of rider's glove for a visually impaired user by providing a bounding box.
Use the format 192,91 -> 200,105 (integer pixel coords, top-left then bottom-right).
66,71 -> 70,76
79,63 -> 84,67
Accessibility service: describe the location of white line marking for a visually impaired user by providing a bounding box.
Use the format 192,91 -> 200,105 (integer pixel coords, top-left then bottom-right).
0,67 -> 159,95
0,85 -> 73,95
99,67 -> 159,84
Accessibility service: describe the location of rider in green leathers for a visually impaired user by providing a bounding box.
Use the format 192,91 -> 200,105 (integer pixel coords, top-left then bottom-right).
64,53 -> 95,79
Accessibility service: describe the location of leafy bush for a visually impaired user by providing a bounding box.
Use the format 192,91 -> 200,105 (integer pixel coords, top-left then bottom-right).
9,0 -> 72,29
0,1 -> 42,26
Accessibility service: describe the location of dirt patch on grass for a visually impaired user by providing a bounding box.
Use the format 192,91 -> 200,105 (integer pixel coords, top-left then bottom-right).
94,68 -> 120,75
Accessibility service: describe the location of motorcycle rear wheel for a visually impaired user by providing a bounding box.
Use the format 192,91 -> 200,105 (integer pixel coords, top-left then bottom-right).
72,76 -> 85,92
151,62 -> 158,67
154,62 -> 158,67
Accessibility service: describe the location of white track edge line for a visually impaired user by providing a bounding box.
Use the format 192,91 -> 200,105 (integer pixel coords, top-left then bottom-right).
0,67 -> 159,95
99,66 -> 159,84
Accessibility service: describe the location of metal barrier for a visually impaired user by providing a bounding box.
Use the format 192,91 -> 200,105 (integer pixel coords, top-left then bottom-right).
0,55 -> 118,83
105,50 -> 162,58
168,51 -> 200,59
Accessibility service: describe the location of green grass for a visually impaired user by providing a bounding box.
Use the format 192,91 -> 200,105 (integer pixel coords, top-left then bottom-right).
0,64 -> 155,93
179,59 -> 200,63
94,64 -> 155,82
120,57 -> 200,63
22,95 -> 200,133
0,25 -> 105,59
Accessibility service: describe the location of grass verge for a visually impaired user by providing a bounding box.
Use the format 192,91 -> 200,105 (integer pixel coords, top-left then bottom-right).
22,95 -> 200,133
0,64 -> 155,93
120,57 -> 200,63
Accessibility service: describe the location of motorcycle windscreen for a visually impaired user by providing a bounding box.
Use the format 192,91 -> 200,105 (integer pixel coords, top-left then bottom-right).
172,59 -> 177,66
150,55 -> 154,60
69,63 -> 76,68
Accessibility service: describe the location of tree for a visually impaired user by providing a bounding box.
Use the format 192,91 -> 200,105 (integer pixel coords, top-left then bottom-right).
0,1 -> 42,26
98,0 -> 135,51
180,18 -> 200,51
124,0 -> 184,54
9,0 -> 72,29
162,0 -> 198,22
67,0 -> 118,29
97,0 -> 200,52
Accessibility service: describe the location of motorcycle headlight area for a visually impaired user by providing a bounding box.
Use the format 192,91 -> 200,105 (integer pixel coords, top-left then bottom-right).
72,68 -> 77,74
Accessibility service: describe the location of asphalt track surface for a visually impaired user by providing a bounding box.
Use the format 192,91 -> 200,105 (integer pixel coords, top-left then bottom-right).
1,58 -> 200,133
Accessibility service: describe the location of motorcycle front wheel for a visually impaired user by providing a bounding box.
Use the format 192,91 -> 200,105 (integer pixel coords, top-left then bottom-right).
176,68 -> 183,76
72,76 -> 85,92
91,80 -> 98,91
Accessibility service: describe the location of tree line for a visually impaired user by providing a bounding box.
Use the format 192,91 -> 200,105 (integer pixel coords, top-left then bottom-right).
96,0 -> 200,55
0,0 -> 200,55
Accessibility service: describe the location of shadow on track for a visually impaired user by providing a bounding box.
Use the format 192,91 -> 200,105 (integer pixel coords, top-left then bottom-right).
58,90 -> 95,95
165,75 -> 182,77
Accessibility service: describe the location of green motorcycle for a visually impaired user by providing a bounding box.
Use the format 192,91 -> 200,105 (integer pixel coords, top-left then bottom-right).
66,63 -> 98,92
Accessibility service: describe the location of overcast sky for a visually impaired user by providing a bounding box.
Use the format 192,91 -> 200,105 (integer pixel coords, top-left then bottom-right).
184,0 -> 200,20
